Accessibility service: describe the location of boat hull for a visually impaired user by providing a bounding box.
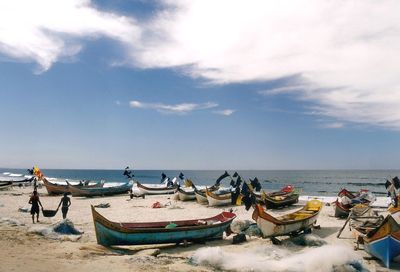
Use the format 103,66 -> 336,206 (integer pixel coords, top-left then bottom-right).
195,190 -> 208,204
253,200 -> 322,237
136,182 -> 177,195
334,200 -> 350,218
0,181 -> 12,190
69,182 -> 133,197
91,206 -> 236,246
364,235 -> 400,268
177,187 -> 196,201
360,215 -> 400,268
206,189 -> 231,206
263,194 -> 299,209
44,179 -> 103,195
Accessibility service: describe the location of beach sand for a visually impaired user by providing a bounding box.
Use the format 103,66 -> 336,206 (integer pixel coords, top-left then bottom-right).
0,186 -> 397,272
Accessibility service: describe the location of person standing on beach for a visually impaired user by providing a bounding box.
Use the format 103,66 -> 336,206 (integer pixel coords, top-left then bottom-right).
57,193 -> 71,219
29,191 -> 43,223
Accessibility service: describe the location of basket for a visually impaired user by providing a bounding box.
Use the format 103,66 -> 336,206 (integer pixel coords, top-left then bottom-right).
42,209 -> 58,217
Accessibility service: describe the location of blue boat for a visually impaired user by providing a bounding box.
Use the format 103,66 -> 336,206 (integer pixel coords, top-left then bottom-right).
359,215 -> 400,268
91,205 -> 236,246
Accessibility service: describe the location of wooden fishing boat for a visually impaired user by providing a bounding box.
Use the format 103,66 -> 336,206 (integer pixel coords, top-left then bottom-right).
68,181 -> 133,197
388,199 -> 400,224
353,215 -> 400,268
0,181 -> 12,190
333,188 -> 373,218
91,205 -> 236,246
194,185 -> 221,204
252,199 -> 323,237
0,175 -> 34,185
136,181 -> 178,195
206,188 -> 232,206
43,178 -> 103,195
262,192 -> 299,209
194,187 -> 209,203
177,186 -> 196,201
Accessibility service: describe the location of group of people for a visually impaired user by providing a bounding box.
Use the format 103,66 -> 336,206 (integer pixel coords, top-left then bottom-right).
28,191 -> 71,223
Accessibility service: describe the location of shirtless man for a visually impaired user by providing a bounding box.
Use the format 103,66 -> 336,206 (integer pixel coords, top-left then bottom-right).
57,193 -> 71,219
29,191 -> 43,223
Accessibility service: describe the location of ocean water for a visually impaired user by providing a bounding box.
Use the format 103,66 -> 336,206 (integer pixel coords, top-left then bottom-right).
0,168 -> 397,196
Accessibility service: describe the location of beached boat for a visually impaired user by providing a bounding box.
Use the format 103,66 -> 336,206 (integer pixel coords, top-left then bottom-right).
353,214 -> 400,268
136,179 -> 178,195
206,188 -> 232,206
91,205 -> 236,246
194,185 -> 222,204
256,185 -> 299,209
43,178 -> 103,195
252,199 -> 323,237
333,188 -> 374,218
0,174 -> 34,185
262,191 -> 300,209
177,186 -> 196,201
68,181 -> 133,197
0,181 -> 12,190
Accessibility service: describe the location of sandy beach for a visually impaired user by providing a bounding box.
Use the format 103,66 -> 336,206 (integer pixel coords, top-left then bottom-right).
0,185 -> 397,272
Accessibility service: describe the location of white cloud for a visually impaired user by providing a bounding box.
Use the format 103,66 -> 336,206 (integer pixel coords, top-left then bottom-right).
0,0 -> 141,72
214,109 -> 235,116
319,122 -> 344,129
133,0 -> 400,129
2,0 -> 400,129
129,100 -> 218,114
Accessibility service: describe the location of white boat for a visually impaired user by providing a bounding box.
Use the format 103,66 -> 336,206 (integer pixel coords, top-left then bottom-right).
206,188 -> 232,206
252,200 -> 323,237
177,186 -> 196,201
136,177 -> 178,195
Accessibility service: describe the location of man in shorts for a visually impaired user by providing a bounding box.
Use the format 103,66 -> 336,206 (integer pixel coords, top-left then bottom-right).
57,193 -> 71,219
29,191 -> 43,223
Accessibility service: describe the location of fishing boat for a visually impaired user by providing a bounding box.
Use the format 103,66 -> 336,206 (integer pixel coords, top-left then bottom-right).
68,181 -> 133,197
252,199 -> 323,237
0,181 -> 12,190
177,186 -> 196,201
0,173 -> 34,185
261,188 -> 300,209
353,214 -> 400,268
43,178 -> 103,195
205,188 -> 232,206
136,176 -> 179,195
333,188 -> 374,218
194,185 -> 223,204
91,205 -> 236,246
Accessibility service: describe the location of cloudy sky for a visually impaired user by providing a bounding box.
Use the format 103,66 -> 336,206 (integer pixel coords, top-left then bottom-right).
1,0 -> 400,169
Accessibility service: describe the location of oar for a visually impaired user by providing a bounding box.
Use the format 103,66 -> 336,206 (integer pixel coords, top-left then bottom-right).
337,210 -> 352,238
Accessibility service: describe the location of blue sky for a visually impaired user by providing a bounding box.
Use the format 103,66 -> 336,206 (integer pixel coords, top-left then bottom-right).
1,0 -> 400,170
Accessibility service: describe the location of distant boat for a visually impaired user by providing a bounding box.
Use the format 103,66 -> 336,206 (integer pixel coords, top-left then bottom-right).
252,199 -> 323,237
136,179 -> 178,195
43,178 -> 103,195
91,205 -> 236,246
353,214 -> 400,268
68,181 -> 133,197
